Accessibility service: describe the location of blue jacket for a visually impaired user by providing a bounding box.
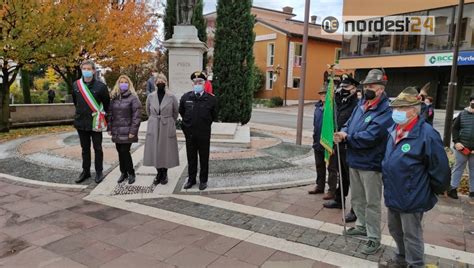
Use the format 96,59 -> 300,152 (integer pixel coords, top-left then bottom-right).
312,101 -> 324,151
342,94 -> 392,171
382,118 -> 450,213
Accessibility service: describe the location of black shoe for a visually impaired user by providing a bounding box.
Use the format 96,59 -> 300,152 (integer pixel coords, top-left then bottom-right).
128,170 -> 136,185
345,210 -> 357,223
161,173 -> 168,185
184,180 -> 196,189
117,173 -> 128,183
153,174 -> 161,185
447,188 -> 458,199
95,171 -> 104,184
323,200 -> 342,209
199,182 -> 208,191
75,171 -> 91,184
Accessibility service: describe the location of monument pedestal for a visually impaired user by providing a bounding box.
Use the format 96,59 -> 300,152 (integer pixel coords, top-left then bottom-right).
164,25 -> 207,98
135,122 -> 251,148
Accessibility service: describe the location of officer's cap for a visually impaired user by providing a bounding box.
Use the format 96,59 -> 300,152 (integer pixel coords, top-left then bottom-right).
191,71 -> 207,81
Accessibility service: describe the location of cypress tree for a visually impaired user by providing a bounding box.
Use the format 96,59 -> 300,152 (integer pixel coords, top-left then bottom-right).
213,0 -> 255,124
163,0 -> 177,41
191,0 -> 208,68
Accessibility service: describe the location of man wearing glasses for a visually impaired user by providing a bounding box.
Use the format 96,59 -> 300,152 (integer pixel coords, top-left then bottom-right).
179,71 -> 218,191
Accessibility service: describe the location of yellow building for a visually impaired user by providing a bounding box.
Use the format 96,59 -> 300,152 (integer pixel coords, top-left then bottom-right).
339,0 -> 474,109
205,6 -> 343,102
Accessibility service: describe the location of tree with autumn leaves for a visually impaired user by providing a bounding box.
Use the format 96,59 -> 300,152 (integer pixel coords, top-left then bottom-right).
0,0 -> 157,132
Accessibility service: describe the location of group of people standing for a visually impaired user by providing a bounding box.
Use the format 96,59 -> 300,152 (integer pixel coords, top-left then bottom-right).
72,60 -> 216,191
311,69 -> 452,266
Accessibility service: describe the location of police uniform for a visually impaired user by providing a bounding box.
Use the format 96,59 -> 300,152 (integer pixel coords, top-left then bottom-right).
179,71 -> 218,190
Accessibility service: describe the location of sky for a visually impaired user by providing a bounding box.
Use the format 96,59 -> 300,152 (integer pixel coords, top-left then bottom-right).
202,0 -> 344,23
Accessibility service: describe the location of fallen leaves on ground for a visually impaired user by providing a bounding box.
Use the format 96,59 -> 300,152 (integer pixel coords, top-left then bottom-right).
0,125 -> 74,143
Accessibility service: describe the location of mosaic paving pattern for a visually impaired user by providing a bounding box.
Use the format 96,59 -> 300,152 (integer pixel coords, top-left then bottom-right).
133,197 -> 466,267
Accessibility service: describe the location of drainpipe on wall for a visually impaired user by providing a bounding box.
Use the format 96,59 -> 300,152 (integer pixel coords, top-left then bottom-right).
284,36 -> 291,106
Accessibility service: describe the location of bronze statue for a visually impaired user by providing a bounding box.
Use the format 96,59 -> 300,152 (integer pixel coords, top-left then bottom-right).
177,0 -> 196,25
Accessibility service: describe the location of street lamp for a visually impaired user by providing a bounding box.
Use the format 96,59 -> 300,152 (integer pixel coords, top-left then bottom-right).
443,0 -> 464,147
296,0 -> 311,145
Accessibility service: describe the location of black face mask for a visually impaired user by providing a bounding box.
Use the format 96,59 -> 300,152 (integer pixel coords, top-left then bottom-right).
340,89 -> 351,97
364,89 -> 376,100
156,83 -> 166,91
470,103 -> 474,109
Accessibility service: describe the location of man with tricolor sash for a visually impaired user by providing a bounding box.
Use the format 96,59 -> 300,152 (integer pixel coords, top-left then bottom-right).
72,60 -> 110,184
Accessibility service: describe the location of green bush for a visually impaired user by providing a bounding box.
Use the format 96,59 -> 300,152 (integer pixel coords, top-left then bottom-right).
252,66 -> 265,94
10,83 -> 23,104
30,91 -> 49,103
270,96 -> 283,107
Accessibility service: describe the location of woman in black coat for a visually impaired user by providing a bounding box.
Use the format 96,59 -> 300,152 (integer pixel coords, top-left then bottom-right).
107,75 -> 142,184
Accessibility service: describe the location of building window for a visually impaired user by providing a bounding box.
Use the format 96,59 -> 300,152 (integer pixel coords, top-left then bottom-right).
360,34 -> 380,55
457,3 -> 474,49
267,43 -> 275,66
342,34 -> 359,56
335,48 -> 342,64
396,35 -> 425,52
294,43 -> 303,66
292,77 -> 301,89
379,35 -> 398,54
426,7 -> 454,51
266,71 -> 274,90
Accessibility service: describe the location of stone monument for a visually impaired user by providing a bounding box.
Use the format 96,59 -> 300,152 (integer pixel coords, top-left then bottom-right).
164,0 -> 207,98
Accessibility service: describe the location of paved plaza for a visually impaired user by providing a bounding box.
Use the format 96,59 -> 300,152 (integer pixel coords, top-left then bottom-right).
0,109 -> 473,267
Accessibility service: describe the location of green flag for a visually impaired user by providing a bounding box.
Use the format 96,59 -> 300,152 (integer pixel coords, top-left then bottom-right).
320,77 -> 335,163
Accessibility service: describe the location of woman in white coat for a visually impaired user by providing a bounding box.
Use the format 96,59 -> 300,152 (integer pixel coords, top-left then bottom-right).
143,73 -> 179,185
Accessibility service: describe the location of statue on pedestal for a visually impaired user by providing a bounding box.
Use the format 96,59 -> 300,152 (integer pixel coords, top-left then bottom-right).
177,0 -> 196,25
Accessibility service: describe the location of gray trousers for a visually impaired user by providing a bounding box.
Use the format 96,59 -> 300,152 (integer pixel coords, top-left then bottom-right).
349,168 -> 382,242
387,208 -> 425,267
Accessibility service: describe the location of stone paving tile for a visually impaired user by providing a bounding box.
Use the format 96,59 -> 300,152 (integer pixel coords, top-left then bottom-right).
231,194 -> 265,206
109,211 -> 155,227
48,211 -> 105,233
44,233 -> 98,256
191,233 -> 241,255
102,229 -> 155,251
0,210 -> 31,228
255,199 -> 292,212
0,194 -> 23,206
20,225 -> 72,246
132,218 -> 180,236
0,235 -> 32,259
68,240 -> 127,267
208,255 -> 258,268
83,222 -> 131,241
99,252 -> 174,268
0,246 -> 87,268
225,241 -> 276,266
165,246 -> 220,268
283,204 -> 318,218
134,197 -> 468,265
17,203 -> 62,219
133,237 -> 185,261
1,218 -> 48,238
160,225 -> 211,246
68,202 -> 130,222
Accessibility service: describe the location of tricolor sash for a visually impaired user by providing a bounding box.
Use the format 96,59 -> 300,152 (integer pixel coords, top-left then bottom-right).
76,79 -> 107,132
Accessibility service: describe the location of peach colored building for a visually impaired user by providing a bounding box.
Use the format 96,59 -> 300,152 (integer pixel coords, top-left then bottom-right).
340,0 -> 474,109
205,6 -> 343,102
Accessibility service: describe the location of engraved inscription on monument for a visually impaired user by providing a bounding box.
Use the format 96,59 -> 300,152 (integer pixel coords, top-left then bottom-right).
168,54 -> 202,97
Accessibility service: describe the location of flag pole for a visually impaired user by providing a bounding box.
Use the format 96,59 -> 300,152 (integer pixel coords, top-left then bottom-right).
330,66 -> 347,237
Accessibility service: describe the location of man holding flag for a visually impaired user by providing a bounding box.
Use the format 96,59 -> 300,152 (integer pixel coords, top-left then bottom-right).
333,69 -> 392,255
323,77 -> 360,224
73,60 -> 110,184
